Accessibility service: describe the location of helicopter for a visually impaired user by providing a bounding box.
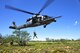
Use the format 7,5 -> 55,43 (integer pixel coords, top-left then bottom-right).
5,0 -> 62,30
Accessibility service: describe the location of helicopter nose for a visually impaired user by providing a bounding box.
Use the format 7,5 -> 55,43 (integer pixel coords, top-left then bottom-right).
53,19 -> 56,22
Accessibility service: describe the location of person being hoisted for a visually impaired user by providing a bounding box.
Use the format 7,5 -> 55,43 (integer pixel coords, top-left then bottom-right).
33,32 -> 38,39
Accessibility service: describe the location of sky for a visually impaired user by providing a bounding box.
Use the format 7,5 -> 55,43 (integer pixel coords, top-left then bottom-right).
0,0 -> 80,40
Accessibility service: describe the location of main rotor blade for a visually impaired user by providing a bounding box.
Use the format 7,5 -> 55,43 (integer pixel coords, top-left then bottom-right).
5,5 -> 35,15
38,0 -> 54,14
54,16 -> 62,18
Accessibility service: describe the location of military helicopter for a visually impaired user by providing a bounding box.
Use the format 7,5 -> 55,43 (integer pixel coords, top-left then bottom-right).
5,0 -> 62,30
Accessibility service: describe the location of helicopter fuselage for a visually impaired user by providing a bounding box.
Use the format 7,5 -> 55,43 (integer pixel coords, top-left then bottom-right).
9,16 -> 56,30
26,17 -> 56,27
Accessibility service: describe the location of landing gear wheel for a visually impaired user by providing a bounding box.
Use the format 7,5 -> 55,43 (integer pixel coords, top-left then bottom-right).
44,25 -> 46,28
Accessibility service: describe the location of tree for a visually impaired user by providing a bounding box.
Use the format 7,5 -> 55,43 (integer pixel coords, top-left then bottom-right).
76,38 -> 80,41
46,38 -> 51,42
13,30 -> 31,46
8,35 -> 15,45
0,33 -> 3,45
2,34 -> 16,45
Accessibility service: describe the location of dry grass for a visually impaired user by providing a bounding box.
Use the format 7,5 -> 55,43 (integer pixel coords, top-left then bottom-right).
0,41 -> 80,53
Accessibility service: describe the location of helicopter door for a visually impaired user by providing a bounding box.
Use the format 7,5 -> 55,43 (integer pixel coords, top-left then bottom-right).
37,15 -> 42,22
